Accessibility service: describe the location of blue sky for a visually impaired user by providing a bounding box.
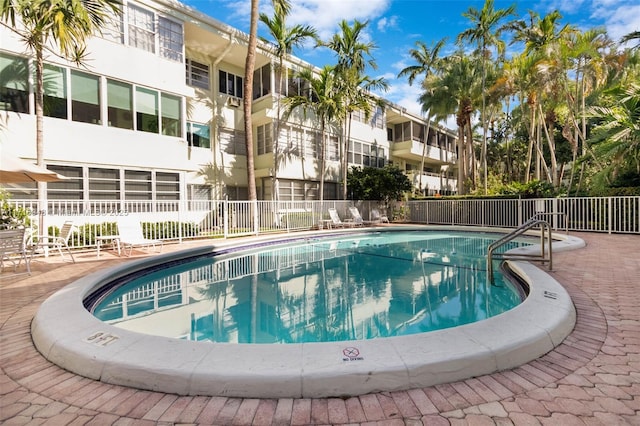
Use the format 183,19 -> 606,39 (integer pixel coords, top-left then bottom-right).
183,0 -> 640,126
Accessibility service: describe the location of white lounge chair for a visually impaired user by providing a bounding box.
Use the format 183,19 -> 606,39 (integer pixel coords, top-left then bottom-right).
116,216 -> 163,256
327,208 -> 355,228
0,227 -> 32,275
370,209 -> 389,223
348,206 -> 367,226
32,220 -> 75,263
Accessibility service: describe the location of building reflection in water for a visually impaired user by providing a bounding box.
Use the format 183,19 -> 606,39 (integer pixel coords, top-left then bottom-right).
92,232 -> 525,344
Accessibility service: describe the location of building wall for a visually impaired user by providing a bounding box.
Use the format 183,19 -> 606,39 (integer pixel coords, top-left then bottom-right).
0,0 -> 458,201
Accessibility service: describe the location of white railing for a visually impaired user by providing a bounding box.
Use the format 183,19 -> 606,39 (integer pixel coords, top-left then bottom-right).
3,196 -> 638,253
407,196 -> 640,234
2,199 -> 387,251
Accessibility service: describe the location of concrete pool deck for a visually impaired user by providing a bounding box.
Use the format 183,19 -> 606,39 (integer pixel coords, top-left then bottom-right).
1,231 -> 639,424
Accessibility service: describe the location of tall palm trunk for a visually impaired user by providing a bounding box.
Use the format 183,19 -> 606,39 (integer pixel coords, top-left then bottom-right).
541,106 -> 558,185
418,113 -> 433,195
524,95 -> 536,182
273,58 -> 285,202
456,109 -> 466,194
35,42 -> 46,231
342,114 -> 351,200
466,115 -> 475,188
244,0 -> 259,232
319,121 -> 326,202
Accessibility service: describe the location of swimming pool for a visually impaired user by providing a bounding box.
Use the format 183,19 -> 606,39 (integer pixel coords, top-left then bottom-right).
31,226 -> 583,398
88,231 -> 527,344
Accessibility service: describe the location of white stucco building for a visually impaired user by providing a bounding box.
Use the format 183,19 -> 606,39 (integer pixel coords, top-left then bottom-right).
0,0 -> 458,203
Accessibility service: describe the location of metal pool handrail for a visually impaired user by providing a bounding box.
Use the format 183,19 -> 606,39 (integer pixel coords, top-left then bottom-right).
487,218 -> 553,284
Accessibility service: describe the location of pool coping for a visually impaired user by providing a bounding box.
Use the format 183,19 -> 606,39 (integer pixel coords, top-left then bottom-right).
30,225 -> 585,398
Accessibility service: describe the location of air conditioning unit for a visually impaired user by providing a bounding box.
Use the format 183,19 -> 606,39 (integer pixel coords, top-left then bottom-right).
227,97 -> 241,108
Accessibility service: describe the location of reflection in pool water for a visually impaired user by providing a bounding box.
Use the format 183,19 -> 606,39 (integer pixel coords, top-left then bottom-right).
90,231 -> 529,344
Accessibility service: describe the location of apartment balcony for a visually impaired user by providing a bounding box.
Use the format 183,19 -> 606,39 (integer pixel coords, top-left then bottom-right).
391,139 -> 456,165
407,171 -> 457,194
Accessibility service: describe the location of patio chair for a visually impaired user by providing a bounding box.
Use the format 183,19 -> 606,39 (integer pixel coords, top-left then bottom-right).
116,216 -> 163,257
327,208 -> 355,228
32,221 -> 75,263
370,209 -> 390,223
348,206 -> 367,226
0,227 -> 32,275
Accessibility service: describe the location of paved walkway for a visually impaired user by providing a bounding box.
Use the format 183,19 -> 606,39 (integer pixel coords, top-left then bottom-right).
1,232 -> 639,425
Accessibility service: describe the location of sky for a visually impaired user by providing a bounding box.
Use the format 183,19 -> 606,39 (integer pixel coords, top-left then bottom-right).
182,0 -> 640,127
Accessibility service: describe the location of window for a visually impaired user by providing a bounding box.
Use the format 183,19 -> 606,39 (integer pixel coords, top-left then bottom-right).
349,141 -> 362,165
287,127 -> 302,157
156,172 -> 179,200
107,79 -> 133,129
43,64 -> 67,119
351,109 -> 364,123
89,168 -> 120,200
225,186 -> 248,200
219,70 -> 243,98
257,123 -> 272,155
326,135 -> 339,161
187,122 -> 210,148
220,128 -> 246,155
412,122 -> 425,142
136,87 -> 158,133
71,70 -> 100,124
0,53 -> 29,113
47,166 -> 83,200
101,6 -> 124,43
304,131 -> 320,159
161,93 -> 181,136
186,59 -> 209,89
189,184 -> 211,201
128,4 -> 155,53
158,17 -> 183,62
125,170 -> 152,200
277,180 -> 319,201
371,106 -> 384,129
253,64 -> 270,99
362,144 -> 371,166
377,148 -> 386,168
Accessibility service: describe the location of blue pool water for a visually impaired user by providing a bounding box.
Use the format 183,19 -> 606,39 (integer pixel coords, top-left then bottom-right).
90,230 -> 530,344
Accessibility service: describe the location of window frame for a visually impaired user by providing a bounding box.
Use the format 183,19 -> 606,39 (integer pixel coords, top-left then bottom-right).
0,52 -> 29,113
71,70 -> 101,125
186,59 -> 210,90
219,70 -> 243,98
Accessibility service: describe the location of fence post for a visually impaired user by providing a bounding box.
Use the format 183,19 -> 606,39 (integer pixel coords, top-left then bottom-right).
178,201 -> 183,243
518,197 -> 523,226
223,198 -> 229,239
608,197 -> 612,234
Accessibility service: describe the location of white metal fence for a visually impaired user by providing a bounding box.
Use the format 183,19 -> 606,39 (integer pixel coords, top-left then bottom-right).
407,196 -> 640,234
2,196 -> 638,252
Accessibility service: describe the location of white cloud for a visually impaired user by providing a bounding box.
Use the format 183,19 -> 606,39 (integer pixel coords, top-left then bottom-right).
603,4 -> 640,43
284,0 -> 391,41
377,15 -> 398,32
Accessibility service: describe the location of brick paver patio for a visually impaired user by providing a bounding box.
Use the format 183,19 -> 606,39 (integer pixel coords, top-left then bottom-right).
1,232 -> 639,425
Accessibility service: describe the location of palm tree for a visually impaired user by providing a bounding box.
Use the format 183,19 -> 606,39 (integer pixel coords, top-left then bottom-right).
243,0 -> 259,207
259,3 -> 317,201
563,27 -> 616,191
621,30 -> 640,50
398,37 -> 447,195
421,53 -> 482,194
1,0 -> 120,229
283,66 -> 344,202
322,19 -> 386,200
586,82 -> 640,183
514,10 -> 573,185
457,0 -> 516,194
